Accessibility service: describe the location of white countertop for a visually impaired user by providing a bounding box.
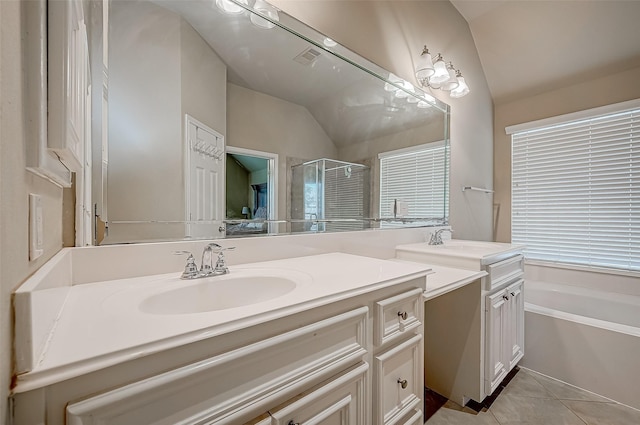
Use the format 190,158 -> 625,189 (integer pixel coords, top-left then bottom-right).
391,259 -> 486,301
423,265 -> 486,300
396,239 -> 525,271
14,253 -> 431,393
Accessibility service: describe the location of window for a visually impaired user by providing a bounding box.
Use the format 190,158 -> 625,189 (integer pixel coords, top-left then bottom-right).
510,101 -> 640,272
378,141 -> 449,227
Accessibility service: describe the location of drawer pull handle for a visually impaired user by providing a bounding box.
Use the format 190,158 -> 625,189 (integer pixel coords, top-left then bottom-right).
287,421 -> 299,425
397,378 -> 408,389
510,292 -> 516,297
398,311 -> 408,320
503,295 -> 509,301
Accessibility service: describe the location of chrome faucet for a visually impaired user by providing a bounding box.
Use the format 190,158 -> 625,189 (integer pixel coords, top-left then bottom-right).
174,243 -> 235,279
428,228 -> 453,245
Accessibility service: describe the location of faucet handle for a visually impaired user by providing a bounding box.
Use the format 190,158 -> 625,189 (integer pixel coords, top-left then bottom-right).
173,251 -> 199,279
206,243 -> 236,253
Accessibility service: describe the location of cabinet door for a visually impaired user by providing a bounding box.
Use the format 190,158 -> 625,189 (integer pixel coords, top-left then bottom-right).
506,280 -> 525,370
48,0 -> 90,172
374,334 -> 423,425
485,289 -> 508,396
270,362 -> 369,425
398,409 -> 423,425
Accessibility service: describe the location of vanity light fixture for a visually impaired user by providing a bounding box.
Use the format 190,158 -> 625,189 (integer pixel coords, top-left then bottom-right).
215,0 -> 248,14
384,74 -> 435,108
414,45 -> 470,98
323,37 -> 338,48
250,0 -> 279,29
450,70 -> 470,98
394,80 -> 415,99
214,0 -> 279,30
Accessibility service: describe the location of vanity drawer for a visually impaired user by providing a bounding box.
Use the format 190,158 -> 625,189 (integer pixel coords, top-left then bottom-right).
66,307 -> 368,425
269,362 -> 369,425
374,288 -> 423,347
486,255 -> 524,290
399,409 -> 424,425
374,334 -> 423,425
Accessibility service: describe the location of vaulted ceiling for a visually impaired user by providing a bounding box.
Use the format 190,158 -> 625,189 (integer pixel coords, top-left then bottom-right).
450,0 -> 640,104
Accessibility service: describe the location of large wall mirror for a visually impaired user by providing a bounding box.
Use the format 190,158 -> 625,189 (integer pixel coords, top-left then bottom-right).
89,0 -> 450,244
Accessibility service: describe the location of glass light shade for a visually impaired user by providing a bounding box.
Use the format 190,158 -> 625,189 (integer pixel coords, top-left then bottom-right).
415,46 -> 435,81
215,0 -> 248,14
250,0 -> 279,29
441,64 -> 460,91
450,76 -> 470,98
384,73 -> 402,92
394,80 -> 414,99
417,100 -> 431,109
422,93 -> 436,103
323,37 -> 337,48
429,55 -> 450,85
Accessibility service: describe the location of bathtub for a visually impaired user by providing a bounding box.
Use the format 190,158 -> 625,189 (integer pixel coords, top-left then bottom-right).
522,279 -> 640,410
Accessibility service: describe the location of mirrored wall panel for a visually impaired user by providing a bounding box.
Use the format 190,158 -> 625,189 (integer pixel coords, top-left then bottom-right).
88,0 -> 450,244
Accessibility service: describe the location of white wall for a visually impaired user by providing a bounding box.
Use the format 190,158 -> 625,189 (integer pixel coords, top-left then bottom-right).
270,0 -> 494,241
0,1 -> 65,421
493,65 -> 640,242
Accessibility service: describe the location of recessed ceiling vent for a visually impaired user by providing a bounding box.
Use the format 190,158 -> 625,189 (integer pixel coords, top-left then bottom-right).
293,47 -> 321,66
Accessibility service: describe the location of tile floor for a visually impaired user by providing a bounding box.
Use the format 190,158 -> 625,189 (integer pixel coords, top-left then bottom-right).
425,367 -> 640,425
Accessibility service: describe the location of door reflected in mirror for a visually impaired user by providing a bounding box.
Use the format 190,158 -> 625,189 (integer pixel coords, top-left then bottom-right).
225,147 -> 278,237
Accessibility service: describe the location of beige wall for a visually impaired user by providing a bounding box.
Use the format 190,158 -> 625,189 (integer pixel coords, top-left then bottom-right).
493,65 -> 640,242
106,1 -> 227,243
339,119 -> 446,220
0,1 -> 65,421
227,83 -> 338,220
271,0 -> 495,241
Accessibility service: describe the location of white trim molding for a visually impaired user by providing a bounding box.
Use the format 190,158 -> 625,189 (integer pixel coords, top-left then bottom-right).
505,97 -> 640,135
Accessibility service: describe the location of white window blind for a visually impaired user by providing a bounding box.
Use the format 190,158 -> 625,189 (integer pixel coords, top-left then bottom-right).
511,107 -> 640,272
379,142 -> 449,227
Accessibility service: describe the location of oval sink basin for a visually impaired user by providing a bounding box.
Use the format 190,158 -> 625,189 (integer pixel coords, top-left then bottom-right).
140,274 -> 298,315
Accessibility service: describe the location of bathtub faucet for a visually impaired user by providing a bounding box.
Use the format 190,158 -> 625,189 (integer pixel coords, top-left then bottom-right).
428,228 -> 453,245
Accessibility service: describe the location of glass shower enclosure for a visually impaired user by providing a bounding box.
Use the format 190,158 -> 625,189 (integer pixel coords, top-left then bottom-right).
291,158 -> 370,233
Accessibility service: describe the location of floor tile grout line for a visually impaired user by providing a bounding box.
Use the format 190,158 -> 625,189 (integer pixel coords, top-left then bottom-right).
557,398 -> 590,425
487,407 -> 502,425
519,366 -> 624,405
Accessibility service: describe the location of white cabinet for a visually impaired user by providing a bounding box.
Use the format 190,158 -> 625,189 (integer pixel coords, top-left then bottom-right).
48,0 -> 90,172
398,410 -> 424,425
374,335 -> 423,425
373,289 -> 424,425
269,363 -> 368,425
506,280 -> 525,370
66,308 -> 369,425
30,281 -> 428,425
485,279 -> 524,395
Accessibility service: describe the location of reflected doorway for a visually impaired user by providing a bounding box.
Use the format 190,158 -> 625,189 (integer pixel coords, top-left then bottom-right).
225,147 -> 278,236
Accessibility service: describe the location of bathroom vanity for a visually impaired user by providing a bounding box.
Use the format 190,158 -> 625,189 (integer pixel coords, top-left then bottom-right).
396,239 -> 525,405
12,251 -> 431,425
